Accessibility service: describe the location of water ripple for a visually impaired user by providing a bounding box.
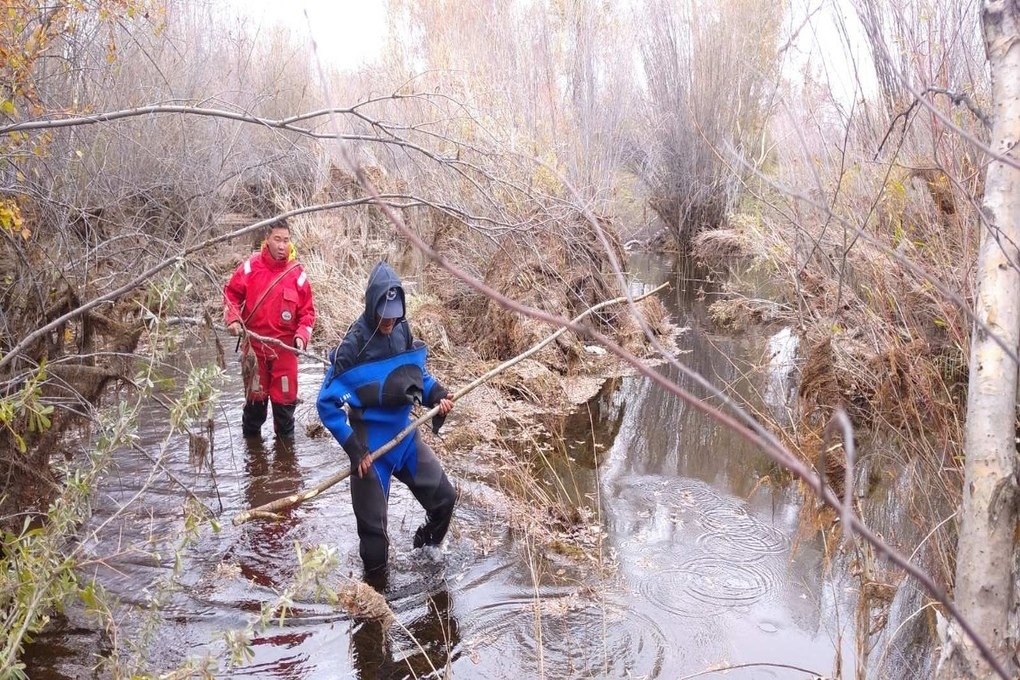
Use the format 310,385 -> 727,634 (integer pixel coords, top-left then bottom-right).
637,554 -> 778,618
461,598 -> 671,678
695,516 -> 790,558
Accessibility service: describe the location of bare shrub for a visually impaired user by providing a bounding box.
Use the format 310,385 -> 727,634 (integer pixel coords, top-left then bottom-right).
631,0 -> 785,250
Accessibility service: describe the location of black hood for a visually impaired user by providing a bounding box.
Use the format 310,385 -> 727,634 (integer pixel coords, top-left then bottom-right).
364,261 -> 406,325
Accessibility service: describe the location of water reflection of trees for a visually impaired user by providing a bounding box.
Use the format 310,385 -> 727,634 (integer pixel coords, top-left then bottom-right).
536,377 -> 628,506
238,438 -> 305,588
350,588 -> 460,680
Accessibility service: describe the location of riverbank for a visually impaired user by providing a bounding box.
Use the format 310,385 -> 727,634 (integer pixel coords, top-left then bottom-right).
689,217 -> 965,677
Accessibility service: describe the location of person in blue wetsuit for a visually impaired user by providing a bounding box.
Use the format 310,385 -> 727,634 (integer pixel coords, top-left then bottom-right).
317,261 -> 456,579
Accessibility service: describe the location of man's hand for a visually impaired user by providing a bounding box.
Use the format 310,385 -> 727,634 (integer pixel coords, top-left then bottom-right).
437,397 -> 454,415
294,337 -> 306,351
227,321 -> 243,336
342,436 -> 370,477
357,456 -> 373,478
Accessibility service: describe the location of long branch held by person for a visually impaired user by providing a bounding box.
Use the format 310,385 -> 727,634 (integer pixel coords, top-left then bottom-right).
223,218 -> 316,441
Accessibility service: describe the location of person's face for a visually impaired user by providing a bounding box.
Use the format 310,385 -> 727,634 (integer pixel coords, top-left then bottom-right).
378,317 -> 397,335
266,227 -> 290,261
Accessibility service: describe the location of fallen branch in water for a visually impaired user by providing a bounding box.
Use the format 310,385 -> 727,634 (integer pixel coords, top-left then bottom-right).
231,282 -> 669,525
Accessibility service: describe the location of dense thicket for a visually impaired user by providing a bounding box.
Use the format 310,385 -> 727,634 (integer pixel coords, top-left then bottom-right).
2,0 -> 1017,677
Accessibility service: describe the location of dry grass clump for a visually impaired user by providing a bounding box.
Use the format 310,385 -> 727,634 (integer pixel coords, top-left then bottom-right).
614,294 -> 680,357
794,299 -> 963,468
707,296 -> 788,331
309,165 -> 406,250
628,294 -> 672,338
488,358 -> 564,407
788,408 -> 855,501
291,213 -> 368,348
869,340 -> 952,428
635,294 -> 671,336
802,240 -> 962,427
433,420 -> 486,452
469,218 -> 627,368
407,292 -> 455,358
335,579 -> 396,630
692,226 -> 754,262
799,332 -> 876,427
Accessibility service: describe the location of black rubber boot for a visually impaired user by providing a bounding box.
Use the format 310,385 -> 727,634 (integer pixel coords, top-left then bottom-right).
413,503 -> 454,549
363,564 -> 389,594
242,398 -> 269,438
272,401 -> 297,439
413,525 -> 429,549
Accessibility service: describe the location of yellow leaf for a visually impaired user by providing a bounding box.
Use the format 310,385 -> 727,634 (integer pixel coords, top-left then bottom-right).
0,199 -> 23,234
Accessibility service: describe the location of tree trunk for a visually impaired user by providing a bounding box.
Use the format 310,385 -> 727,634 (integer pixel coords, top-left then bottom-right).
937,2 -> 1020,678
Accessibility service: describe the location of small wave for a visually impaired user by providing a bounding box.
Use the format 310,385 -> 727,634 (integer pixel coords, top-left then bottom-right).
460,597 -> 671,678
637,553 -> 778,618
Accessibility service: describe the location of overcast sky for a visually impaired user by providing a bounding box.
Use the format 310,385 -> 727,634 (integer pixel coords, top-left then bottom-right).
226,0 -> 874,107
229,0 -> 388,70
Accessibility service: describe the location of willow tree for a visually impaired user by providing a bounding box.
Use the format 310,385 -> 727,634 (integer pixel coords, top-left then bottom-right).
633,0 -> 785,250
937,2 -> 1020,678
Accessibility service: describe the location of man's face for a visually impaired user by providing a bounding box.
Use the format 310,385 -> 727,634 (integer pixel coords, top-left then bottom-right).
378,317 -> 397,335
266,227 -> 290,261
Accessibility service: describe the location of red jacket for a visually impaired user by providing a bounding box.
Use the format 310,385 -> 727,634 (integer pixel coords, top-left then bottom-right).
223,245 -> 315,354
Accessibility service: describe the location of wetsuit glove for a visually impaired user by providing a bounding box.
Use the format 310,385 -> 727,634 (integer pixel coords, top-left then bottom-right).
342,435 -> 369,467
431,412 -> 447,435
429,386 -> 450,435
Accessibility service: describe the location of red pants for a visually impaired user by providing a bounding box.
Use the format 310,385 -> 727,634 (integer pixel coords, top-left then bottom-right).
243,342 -> 298,404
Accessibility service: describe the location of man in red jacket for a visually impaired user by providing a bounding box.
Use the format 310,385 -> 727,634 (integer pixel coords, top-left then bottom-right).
223,218 -> 316,440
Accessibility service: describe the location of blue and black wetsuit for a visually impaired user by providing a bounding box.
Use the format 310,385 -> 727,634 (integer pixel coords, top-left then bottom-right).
316,261 -> 457,575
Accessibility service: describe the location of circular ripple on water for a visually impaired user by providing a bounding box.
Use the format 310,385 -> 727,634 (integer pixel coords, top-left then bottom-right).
462,598 -> 671,679
460,601 -> 524,664
638,554 -> 778,618
658,478 -> 732,513
652,478 -> 790,558
694,515 -> 790,559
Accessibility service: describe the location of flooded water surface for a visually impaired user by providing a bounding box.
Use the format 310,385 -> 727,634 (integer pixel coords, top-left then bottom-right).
26,254 -> 859,679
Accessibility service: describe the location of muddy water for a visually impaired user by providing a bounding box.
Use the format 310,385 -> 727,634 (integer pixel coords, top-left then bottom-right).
26,254 -> 858,679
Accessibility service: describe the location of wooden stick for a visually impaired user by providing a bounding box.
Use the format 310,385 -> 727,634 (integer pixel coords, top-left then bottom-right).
231,282 -> 668,525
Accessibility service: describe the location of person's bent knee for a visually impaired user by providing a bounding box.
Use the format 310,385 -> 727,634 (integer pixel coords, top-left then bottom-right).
434,478 -> 457,517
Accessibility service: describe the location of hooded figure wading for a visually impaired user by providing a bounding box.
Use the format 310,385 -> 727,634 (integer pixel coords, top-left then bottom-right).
316,261 -> 456,580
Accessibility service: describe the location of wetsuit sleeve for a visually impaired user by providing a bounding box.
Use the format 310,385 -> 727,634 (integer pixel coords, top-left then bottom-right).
422,364 -> 450,406
315,368 -> 368,464
294,267 -> 315,347
422,360 -> 451,435
316,329 -> 367,465
222,262 -> 248,326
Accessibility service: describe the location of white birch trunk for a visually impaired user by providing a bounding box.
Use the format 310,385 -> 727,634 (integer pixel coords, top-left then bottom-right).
937,2 -> 1020,678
